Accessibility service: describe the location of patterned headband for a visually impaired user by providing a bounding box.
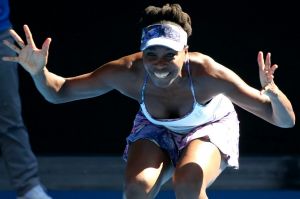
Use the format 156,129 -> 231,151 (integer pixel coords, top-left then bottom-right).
140,23 -> 188,51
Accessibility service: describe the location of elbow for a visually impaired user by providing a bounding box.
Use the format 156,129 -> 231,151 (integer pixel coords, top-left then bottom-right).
285,119 -> 296,128
278,122 -> 295,128
43,94 -> 65,104
47,99 -> 62,104
44,97 -> 61,104
272,109 -> 296,128
277,117 -> 296,128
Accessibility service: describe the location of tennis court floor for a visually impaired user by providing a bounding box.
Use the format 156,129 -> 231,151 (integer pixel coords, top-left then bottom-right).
1,189 -> 300,199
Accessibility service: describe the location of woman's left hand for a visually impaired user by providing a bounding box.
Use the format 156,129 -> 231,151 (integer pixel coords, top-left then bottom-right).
257,51 -> 278,95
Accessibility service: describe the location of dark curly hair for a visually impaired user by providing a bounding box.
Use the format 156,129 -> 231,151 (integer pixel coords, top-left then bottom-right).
139,3 -> 192,37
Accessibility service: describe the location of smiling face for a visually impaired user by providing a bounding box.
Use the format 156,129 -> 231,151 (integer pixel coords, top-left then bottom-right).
142,45 -> 187,88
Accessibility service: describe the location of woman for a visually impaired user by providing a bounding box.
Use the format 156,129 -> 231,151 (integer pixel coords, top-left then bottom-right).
2,3 -> 295,199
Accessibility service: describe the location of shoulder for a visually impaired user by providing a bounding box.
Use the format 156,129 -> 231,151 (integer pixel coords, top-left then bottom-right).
109,52 -> 146,99
107,52 -> 143,71
188,52 -> 224,77
188,52 -> 213,65
95,52 -> 145,88
188,52 -> 241,93
96,52 -> 144,79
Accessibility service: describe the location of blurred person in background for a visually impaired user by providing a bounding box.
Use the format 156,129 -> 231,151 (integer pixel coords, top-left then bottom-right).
0,0 -> 52,198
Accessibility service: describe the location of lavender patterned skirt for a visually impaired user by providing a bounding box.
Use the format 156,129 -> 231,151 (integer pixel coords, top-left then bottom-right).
123,109 -> 240,169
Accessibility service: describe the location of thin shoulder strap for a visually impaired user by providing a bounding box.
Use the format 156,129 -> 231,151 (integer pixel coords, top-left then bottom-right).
185,56 -> 197,103
141,73 -> 148,104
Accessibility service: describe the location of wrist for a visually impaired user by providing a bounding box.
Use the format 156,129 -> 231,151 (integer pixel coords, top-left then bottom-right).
261,82 -> 279,98
31,67 -> 46,78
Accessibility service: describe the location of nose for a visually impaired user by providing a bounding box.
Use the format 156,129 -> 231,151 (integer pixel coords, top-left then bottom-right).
153,58 -> 168,69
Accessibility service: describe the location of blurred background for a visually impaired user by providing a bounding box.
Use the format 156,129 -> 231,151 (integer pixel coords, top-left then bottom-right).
8,0 -> 299,157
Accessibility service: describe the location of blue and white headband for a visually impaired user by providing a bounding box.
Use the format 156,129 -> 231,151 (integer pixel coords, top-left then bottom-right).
140,23 -> 188,51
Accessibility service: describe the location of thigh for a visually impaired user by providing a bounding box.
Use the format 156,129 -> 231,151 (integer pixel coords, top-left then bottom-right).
125,139 -> 173,192
176,139 -> 225,188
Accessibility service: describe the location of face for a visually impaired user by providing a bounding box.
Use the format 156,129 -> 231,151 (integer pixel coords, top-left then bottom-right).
142,46 -> 187,88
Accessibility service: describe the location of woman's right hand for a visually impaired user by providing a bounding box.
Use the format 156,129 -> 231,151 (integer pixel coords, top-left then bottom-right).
2,24 -> 51,76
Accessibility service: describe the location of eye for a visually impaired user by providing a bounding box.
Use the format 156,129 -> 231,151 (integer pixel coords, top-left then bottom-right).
145,52 -> 156,57
166,53 -> 175,58
165,53 -> 176,61
144,51 -> 159,62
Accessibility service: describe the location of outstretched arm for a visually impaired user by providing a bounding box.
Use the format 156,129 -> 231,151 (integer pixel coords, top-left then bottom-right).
210,51 -> 295,128
2,25 -> 114,103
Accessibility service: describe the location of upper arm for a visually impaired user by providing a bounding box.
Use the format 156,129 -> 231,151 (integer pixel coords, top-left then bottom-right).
205,57 -> 273,122
57,59 -> 129,102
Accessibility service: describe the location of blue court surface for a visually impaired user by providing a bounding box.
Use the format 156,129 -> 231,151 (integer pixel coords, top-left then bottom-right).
1,190 -> 300,199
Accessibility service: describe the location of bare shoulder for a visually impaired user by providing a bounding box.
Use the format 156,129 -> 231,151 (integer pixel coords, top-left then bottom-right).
93,52 -> 145,99
106,52 -> 144,72
188,52 -> 224,77
188,52 -> 241,97
188,51 -> 212,64
93,52 -> 144,81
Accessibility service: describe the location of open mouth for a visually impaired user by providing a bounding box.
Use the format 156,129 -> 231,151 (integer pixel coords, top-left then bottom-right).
154,72 -> 170,79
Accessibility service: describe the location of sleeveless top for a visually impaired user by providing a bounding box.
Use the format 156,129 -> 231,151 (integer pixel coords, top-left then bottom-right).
140,59 -> 236,134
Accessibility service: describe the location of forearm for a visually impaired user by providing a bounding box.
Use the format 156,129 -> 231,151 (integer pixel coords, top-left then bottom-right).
264,84 -> 295,128
32,67 -> 66,103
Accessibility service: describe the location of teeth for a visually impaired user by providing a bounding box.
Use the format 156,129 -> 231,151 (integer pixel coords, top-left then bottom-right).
154,72 -> 169,78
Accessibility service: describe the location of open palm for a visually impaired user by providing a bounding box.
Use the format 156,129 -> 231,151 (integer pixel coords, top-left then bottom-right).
2,24 -> 51,76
